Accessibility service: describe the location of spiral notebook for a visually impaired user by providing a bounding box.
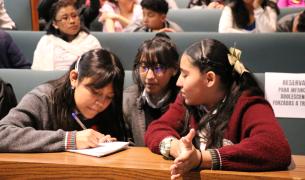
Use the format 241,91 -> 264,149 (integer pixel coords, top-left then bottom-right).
68,141 -> 129,157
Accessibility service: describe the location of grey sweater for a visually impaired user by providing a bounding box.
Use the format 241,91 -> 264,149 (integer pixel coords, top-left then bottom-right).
123,84 -> 178,146
0,84 -> 66,152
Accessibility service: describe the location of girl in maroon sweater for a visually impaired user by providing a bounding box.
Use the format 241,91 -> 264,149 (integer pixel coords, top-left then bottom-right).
144,39 -> 291,179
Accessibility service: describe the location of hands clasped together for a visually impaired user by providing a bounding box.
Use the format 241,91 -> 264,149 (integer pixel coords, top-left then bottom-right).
170,129 -> 203,180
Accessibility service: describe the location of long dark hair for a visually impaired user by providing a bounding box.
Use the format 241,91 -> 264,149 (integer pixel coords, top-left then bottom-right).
46,0 -> 89,41
48,48 -> 127,140
297,10 -> 305,32
182,39 -> 263,149
230,0 -> 279,29
133,33 -> 180,95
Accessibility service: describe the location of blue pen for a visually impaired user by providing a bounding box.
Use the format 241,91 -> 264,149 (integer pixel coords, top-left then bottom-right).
72,112 -> 87,130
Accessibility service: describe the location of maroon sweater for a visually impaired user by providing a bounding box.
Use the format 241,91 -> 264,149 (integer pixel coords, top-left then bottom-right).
145,93 -> 291,171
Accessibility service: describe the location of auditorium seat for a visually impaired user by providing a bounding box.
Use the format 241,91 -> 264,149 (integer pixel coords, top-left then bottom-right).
279,7 -> 305,19
0,69 -> 65,102
167,9 -> 222,32
0,69 -> 133,102
175,0 -> 189,8
6,31 -> 305,73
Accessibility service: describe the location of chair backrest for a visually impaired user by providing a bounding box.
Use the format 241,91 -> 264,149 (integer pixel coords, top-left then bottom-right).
279,7 -> 305,19
175,0 -> 189,8
93,32 -> 305,73
7,30 -> 44,64
7,31 -> 305,73
0,69 -> 65,102
167,9 -> 222,32
0,69 -> 134,102
4,0 -> 32,30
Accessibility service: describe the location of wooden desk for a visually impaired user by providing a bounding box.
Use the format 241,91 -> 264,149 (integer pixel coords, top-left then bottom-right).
0,147 -> 304,180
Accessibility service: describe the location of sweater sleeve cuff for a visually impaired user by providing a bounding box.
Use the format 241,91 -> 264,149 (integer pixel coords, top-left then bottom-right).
65,131 -> 77,150
208,149 -> 222,170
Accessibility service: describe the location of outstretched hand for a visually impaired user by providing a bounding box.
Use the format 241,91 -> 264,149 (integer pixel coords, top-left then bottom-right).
170,129 -> 202,180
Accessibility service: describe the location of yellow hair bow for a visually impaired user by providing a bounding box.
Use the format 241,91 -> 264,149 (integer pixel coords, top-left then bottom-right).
227,48 -> 249,75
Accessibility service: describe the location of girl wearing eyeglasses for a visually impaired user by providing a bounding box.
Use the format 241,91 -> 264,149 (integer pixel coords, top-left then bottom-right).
123,33 -> 180,146
145,39 -> 291,179
0,49 -> 127,152
32,0 -> 101,71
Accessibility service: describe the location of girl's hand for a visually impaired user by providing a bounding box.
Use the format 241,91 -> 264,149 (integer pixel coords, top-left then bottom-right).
98,12 -> 118,22
170,129 -> 202,180
76,129 -> 106,149
253,0 -> 262,9
158,27 -> 176,32
99,134 -> 117,143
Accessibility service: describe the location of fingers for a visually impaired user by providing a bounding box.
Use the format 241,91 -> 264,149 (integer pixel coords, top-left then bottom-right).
180,129 -> 196,149
184,129 -> 196,141
98,134 -> 117,143
170,163 -> 183,180
76,129 -> 117,149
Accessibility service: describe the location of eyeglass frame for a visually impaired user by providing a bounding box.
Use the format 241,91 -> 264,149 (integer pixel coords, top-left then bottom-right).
137,63 -> 168,76
55,12 -> 80,22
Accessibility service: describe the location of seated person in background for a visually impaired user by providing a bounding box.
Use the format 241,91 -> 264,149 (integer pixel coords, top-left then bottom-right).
123,33 -> 180,146
38,0 -> 100,29
145,39 -> 291,179
32,0 -> 101,71
98,0 -> 142,32
277,10 -> 305,32
0,0 -> 16,30
188,0 -> 224,9
0,30 -> 31,68
0,49 -> 127,152
277,0 -> 304,8
124,0 -> 183,32
218,0 -> 279,33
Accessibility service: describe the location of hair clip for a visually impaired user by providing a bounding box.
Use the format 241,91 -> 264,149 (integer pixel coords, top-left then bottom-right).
74,56 -> 81,72
227,46 -> 249,75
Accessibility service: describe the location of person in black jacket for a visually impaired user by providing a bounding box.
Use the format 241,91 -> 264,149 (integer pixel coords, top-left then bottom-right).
38,0 -> 100,29
0,78 -> 17,119
0,30 -> 31,69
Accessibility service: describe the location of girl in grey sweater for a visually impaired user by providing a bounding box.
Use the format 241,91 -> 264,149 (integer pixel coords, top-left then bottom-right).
0,48 -> 127,152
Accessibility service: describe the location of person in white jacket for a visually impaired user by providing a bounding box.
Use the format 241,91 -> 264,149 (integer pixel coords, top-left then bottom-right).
0,0 -> 16,29
32,0 -> 101,71
218,0 -> 279,33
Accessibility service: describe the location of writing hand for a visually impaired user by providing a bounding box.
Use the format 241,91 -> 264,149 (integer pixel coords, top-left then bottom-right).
99,134 -> 117,143
76,129 -> 106,149
170,129 -> 202,180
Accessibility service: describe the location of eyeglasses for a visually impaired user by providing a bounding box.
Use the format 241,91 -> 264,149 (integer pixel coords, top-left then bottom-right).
55,12 -> 79,22
138,63 -> 167,76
